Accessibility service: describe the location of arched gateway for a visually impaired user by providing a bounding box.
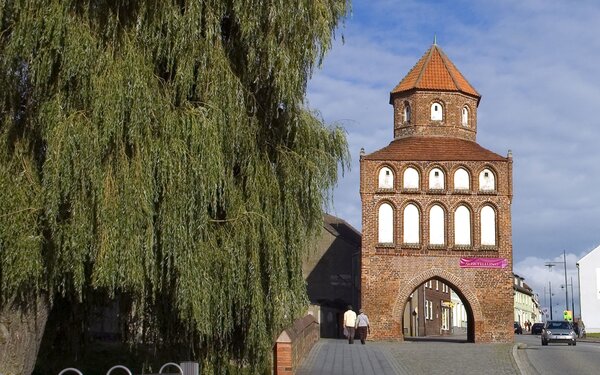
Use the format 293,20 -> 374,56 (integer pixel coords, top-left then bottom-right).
360,42 -> 514,343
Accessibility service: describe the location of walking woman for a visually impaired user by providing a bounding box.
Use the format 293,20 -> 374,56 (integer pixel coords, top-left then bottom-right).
356,309 -> 371,344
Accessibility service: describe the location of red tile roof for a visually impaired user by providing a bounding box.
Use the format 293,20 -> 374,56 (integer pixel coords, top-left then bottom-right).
364,137 -> 506,161
391,44 -> 480,98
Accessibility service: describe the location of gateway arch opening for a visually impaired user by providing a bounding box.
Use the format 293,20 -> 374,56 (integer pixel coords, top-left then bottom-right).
402,277 -> 474,342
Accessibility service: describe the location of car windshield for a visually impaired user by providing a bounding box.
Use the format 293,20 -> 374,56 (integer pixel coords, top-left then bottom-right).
547,322 -> 570,329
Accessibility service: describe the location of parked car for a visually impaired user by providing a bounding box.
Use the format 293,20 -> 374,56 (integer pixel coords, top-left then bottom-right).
531,322 -> 544,335
541,320 -> 576,346
514,322 -> 523,334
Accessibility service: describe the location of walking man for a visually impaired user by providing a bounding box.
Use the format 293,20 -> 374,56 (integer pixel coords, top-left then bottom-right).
343,305 -> 357,344
356,309 -> 371,344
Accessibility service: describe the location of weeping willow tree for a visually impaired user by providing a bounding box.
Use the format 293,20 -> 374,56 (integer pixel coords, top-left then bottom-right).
0,1 -> 349,374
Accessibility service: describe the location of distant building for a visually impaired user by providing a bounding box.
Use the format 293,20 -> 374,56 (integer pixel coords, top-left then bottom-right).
403,280 -> 452,337
451,290 -> 468,333
578,245 -> 600,333
304,214 -> 361,338
513,274 -> 542,326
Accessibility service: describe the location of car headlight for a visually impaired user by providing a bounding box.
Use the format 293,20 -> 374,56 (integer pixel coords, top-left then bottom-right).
546,330 -> 551,335
570,331 -> 575,336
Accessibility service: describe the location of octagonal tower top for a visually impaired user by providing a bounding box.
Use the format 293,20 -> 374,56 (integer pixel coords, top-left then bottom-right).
390,43 -> 481,141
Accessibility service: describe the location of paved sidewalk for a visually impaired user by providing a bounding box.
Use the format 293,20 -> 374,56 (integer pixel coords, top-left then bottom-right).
297,338 -> 521,375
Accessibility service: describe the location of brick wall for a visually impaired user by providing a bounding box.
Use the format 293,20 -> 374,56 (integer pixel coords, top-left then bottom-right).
274,315 -> 319,375
391,91 -> 479,141
360,153 -> 514,343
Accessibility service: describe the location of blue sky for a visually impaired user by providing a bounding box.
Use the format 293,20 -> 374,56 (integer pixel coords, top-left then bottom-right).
307,0 -> 600,317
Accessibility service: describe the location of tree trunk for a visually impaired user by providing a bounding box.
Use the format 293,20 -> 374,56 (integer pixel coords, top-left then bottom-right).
0,295 -> 50,375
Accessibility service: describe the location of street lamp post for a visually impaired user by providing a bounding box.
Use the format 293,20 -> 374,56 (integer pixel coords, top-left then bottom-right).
545,250 -> 569,314
549,281 -> 553,320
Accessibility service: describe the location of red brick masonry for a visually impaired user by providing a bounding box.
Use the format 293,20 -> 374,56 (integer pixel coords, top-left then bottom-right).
274,314 -> 319,375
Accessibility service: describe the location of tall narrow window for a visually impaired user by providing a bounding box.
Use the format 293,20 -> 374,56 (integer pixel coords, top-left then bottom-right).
429,205 -> 445,245
479,169 -> 496,191
453,168 -> 470,190
404,102 -> 411,123
431,102 -> 443,121
481,206 -> 497,246
462,106 -> 469,126
378,203 -> 394,243
454,205 -> 471,246
429,168 -> 445,189
403,204 -> 420,244
378,167 -> 394,189
403,167 -> 420,189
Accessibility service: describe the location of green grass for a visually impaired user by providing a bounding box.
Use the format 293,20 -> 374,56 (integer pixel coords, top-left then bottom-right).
585,332 -> 600,338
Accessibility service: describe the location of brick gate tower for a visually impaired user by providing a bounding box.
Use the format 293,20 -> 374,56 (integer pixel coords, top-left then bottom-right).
360,42 -> 513,343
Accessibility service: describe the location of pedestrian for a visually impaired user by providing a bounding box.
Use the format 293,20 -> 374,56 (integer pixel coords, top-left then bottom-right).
343,305 -> 357,344
355,308 -> 371,345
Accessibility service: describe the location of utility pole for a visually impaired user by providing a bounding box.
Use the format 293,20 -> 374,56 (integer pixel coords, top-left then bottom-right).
549,281 -> 553,320
563,250 -> 569,313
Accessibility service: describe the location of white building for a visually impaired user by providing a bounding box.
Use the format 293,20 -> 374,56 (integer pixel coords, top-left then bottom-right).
451,290 -> 467,333
578,245 -> 600,333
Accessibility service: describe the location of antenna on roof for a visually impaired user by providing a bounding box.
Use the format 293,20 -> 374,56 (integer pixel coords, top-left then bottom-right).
433,34 -> 437,46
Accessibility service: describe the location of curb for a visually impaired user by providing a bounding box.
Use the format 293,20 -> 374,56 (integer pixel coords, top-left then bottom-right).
512,343 -> 539,375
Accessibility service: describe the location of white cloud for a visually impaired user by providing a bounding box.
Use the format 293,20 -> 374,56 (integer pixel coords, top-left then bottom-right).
308,0 -> 600,261
514,250 -> 590,319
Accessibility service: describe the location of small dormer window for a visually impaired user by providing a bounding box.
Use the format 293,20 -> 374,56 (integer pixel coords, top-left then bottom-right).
431,102 -> 443,121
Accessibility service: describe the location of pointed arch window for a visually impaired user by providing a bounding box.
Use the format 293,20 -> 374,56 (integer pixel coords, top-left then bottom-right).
481,206 -> 497,246
403,204 -> 420,244
403,167 -> 420,189
378,166 -> 394,189
454,205 -> 471,246
462,106 -> 469,126
453,168 -> 470,190
378,203 -> 394,243
429,205 -> 445,245
429,167 -> 445,190
404,102 -> 412,124
479,169 -> 496,192
431,102 -> 443,121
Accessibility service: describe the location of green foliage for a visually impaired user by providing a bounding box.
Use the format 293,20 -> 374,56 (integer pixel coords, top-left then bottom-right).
0,0 -> 349,373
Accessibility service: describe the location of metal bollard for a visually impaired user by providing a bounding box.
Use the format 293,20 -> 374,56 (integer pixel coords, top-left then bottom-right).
159,363 -> 183,375
105,365 -> 132,375
58,368 -> 84,375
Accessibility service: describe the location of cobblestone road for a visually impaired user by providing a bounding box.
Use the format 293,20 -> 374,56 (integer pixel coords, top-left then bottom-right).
297,338 -> 521,375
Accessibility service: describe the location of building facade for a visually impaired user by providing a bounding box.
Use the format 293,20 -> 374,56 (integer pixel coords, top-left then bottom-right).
578,244 -> 600,333
403,280 -> 452,337
513,274 -> 542,327
304,214 -> 361,338
360,43 -> 514,342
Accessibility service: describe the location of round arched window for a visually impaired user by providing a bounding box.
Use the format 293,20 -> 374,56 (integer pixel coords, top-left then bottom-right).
378,203 -> 394,243
431,102 -> 443,121
454,168 -> 470,190
429,205 -> 445,245
378,167 -> 394,189
481,206 -> 497,246
403,167 -> 420,189
454,205 -> 471,246
403,204 -> 420,244
462,106 -> 469,126
479,169 -> 496,191
429,167 -> 445,190
404,102 -> 411,123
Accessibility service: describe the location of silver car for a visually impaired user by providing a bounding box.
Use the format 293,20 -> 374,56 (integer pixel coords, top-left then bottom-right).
541,320 -> 577,346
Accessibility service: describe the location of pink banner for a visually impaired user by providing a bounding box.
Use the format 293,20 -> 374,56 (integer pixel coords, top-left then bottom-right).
459,257 -> 508,269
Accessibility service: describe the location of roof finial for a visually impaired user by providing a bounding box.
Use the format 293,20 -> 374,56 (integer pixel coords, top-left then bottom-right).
433,34 -> 437,46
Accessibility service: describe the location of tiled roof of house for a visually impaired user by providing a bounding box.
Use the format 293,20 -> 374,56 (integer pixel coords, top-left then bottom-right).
391,44 -> 480,98
323,213 -> 361,246
364,137 -> 506,161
